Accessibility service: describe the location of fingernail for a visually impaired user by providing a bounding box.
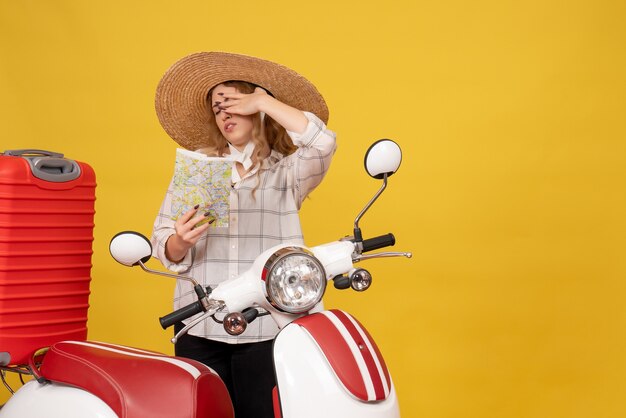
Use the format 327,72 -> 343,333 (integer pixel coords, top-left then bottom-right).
209,218 -> 216,224
194,204 -> 200,209
204,211 -> 211,217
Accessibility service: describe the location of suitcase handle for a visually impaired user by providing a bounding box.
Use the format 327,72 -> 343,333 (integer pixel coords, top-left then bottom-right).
3,149 -> 64,158
3,149 -> 82,182
31,157 -> 82,182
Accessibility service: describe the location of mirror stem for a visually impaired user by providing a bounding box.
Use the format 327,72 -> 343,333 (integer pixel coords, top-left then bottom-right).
353,173 -> 388,242
137,261 -> 200,287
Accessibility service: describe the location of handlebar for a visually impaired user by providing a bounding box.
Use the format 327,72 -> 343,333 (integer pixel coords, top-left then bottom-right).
361,233 -> 395,252
159,301 -> 205,329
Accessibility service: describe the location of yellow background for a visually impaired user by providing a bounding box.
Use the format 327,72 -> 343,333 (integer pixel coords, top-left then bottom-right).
1,1 -> 625,417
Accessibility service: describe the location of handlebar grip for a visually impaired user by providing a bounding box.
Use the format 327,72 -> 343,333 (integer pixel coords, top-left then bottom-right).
242,308 -> 259,324
159,301 -> 204,329
362,233 -> 396,252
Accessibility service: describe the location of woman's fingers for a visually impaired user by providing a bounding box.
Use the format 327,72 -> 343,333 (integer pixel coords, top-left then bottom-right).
179,205 -> 200,224
175,206 -> 213,237
185,221 -> 209,241
188,211 -> 213,228
217,89 -> 268,115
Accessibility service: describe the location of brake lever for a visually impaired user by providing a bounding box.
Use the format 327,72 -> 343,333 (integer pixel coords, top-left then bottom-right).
353,251 -> 412,262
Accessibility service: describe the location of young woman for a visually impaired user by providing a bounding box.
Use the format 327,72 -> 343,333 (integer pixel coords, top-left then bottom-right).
151,52 -> 336,418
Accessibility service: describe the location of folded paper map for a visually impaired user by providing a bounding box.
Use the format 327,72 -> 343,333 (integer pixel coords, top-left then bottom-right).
170,148 -> 233,227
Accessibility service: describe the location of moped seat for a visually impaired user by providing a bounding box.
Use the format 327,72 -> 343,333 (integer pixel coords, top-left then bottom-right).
39,340 -> 233,418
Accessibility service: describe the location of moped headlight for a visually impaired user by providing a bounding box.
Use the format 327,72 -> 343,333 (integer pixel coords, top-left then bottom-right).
263,247 -> 326,314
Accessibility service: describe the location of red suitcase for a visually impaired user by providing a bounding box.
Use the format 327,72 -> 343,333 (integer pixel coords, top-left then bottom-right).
0,149 -> 96,366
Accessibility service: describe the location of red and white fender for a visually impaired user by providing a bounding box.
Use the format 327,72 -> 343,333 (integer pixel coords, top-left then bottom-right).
273,309 -> 400,418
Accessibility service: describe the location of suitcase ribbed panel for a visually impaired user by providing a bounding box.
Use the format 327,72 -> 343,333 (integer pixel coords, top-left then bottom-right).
0,152 -> 96,365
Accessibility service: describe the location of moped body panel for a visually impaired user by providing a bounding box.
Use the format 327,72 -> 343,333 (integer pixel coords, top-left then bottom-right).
273,310 -> 400,418
0,380 -> 117,418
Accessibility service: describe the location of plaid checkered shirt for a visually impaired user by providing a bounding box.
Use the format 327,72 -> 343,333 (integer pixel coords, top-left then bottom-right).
151,112 -> 337,343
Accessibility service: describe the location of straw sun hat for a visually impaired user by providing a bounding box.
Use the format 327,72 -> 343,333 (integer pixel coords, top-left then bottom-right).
155,51 -> 329,151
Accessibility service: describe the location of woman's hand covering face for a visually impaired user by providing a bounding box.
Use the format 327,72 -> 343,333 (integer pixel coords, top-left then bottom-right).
215,87 -> 269,116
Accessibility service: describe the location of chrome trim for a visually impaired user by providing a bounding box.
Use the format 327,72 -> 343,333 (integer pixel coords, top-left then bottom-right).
138,260 -> 200,287
263,247 -> 326,313
353,251 -> 413,262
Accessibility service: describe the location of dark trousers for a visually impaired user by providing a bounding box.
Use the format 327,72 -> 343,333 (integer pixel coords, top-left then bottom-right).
174,323 -> 276,418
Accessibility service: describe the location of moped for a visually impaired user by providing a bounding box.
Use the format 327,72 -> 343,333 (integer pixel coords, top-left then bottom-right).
0,139 -> 410,418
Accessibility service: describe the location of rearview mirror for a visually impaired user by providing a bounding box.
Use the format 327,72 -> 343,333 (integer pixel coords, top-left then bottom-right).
109,231 -> 152,266
364,139 -> 402,179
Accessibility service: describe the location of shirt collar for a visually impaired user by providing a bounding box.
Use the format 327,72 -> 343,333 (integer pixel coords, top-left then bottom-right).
228,142 -> 255,170
229,142 -> 258,183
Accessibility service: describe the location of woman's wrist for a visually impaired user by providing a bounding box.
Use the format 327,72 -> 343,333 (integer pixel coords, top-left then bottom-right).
165,234 -> 188,263
257,94 -> 276,115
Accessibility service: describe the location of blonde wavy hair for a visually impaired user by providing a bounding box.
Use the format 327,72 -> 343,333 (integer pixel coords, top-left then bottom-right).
197,81 -> 297,164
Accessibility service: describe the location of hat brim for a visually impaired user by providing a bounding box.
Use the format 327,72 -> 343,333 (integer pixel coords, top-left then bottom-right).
155,52 -> 329,151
